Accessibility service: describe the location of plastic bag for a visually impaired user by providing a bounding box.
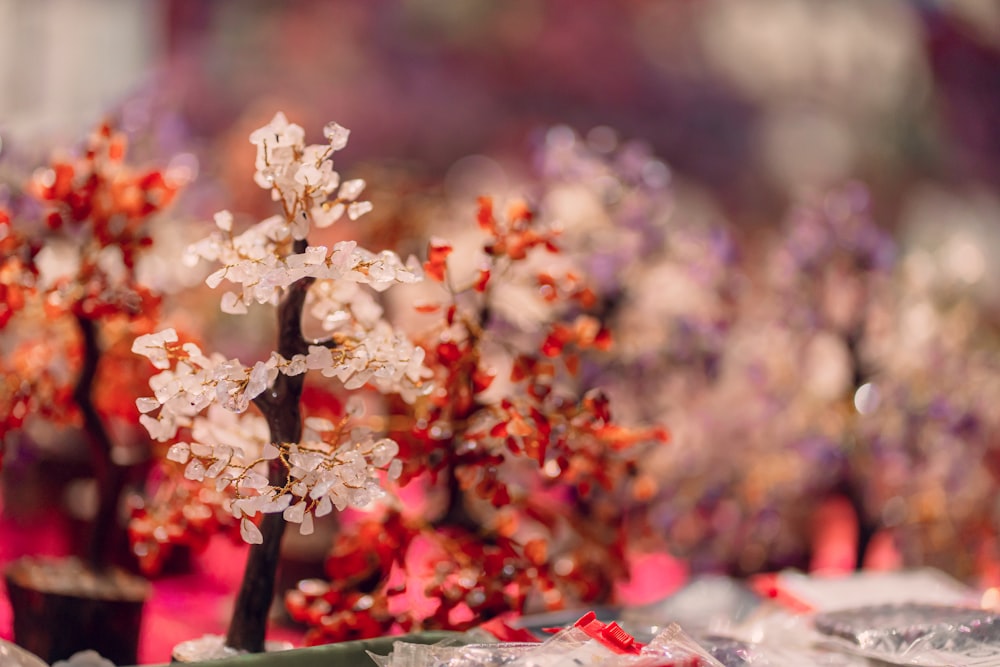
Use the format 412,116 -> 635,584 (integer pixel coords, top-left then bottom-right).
374,612 -> 725,667
813,603 -> 1000,666
621,576 -> 762,640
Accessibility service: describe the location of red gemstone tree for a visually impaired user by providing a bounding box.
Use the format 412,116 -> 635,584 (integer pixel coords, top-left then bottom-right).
1,122 -> 180,566
0,122 -> 182,663
287,196 -> 669,643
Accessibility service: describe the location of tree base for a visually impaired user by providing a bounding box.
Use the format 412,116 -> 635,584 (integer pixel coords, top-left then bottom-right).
171,635 -> 294,663
4,556 -> 150,665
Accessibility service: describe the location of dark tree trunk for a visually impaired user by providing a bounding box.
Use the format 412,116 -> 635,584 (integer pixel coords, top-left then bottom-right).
73,314 -> 126,572
843,325 -> 878,568
222,471 -> 290,653
438,463 -> 479,533
225,256 -> 313,652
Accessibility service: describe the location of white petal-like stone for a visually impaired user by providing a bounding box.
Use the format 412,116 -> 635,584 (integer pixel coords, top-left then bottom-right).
283,501 -> 306,523
240,517 -> 263,544
205,268 -> 227,289
323,122 -> 350,150
338,179 -> 365,202
220,292 -> 248,314
166,443 -> 190,464
214,210 -> 234,231
299,512 -> 315,536
315,495 -> 333,517
136,397 -> 160,414
184,459 -> 206,482
347,201 -> 373,221
242,470 -> 269,490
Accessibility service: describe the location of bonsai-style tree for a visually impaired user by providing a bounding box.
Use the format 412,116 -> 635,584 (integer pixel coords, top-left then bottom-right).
285,195 -> 669,643
527,127 -> 899,576
607,182 -> 895,575
133,112 -> 429,653
851,196 -> 1000,579
0,121 -> 181,566
0,122 -> 181,663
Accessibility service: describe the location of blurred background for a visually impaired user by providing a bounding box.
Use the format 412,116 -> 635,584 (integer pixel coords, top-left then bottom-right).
3,0 -> 1000,658
1,0 -> 998,219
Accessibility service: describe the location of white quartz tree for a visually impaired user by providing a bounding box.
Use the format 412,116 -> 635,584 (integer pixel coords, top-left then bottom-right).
133,113 -> 429,652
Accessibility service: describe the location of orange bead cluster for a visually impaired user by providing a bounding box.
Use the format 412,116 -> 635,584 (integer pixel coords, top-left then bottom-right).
28,122 -> 179,320
287,197 -> 668,642
0,122 -> 182,468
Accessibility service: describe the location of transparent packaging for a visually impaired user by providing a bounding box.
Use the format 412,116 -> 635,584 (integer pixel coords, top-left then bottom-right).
813,603 -> 1000,666
369,641 -> 537,667
374,613 -> 725,667
689,608 -> 873,667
